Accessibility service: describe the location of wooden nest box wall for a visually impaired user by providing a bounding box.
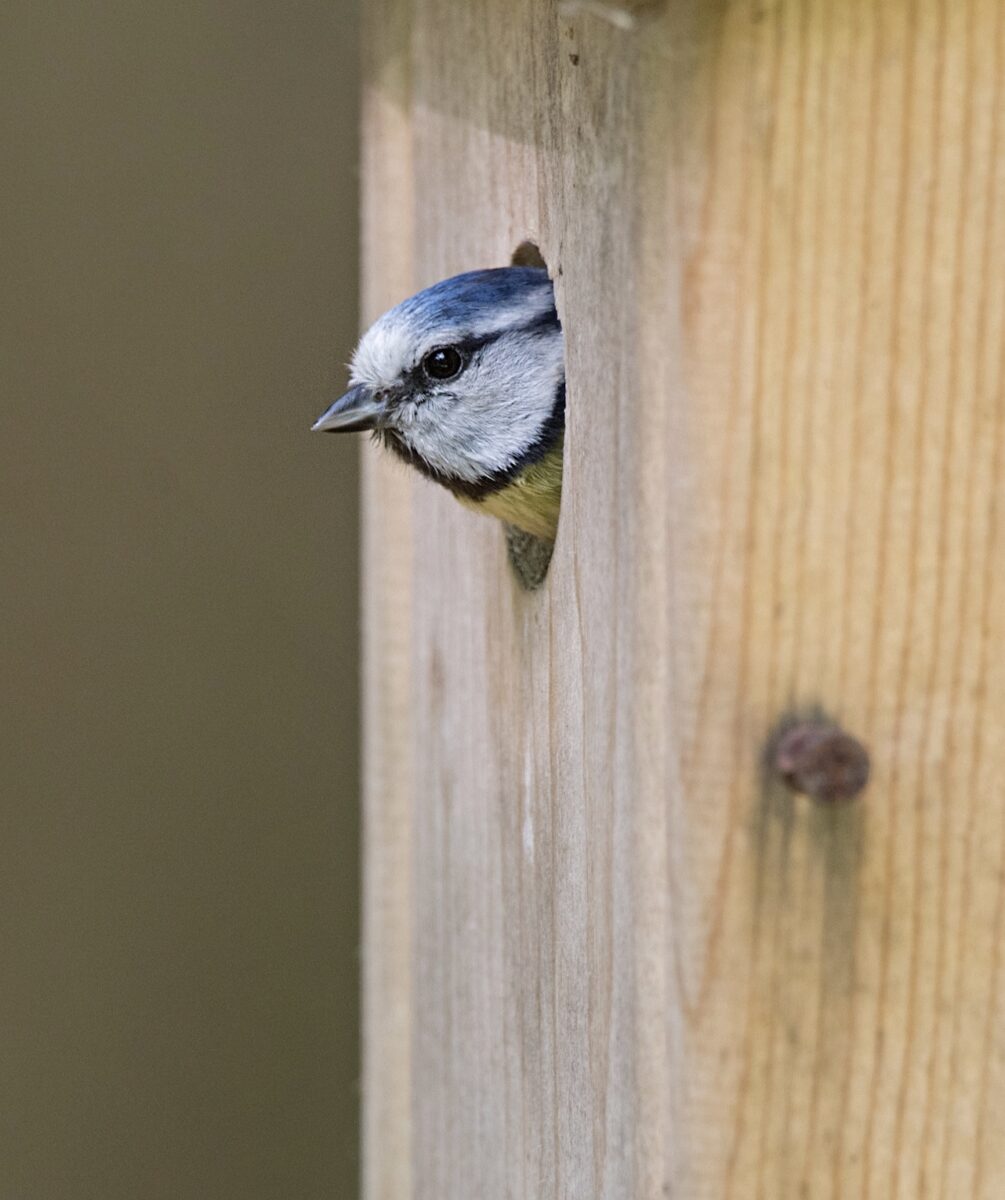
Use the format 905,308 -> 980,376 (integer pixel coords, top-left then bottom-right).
360,2 -> 1005,1197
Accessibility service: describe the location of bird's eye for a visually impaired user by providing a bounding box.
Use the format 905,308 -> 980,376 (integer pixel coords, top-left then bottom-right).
421,346 -> 464,381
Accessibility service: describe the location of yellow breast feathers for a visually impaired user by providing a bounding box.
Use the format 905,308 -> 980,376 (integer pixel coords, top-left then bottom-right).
458,438 -> 564,541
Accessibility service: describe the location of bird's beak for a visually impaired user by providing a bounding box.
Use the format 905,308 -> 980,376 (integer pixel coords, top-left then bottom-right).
311,384 -> 385,433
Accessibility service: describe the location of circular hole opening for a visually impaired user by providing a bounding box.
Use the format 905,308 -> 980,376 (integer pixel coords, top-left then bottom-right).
504,240 -> 564,591
511,239 -> 548,270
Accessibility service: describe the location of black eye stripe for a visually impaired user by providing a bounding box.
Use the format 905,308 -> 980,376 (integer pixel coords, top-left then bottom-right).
452,308 -> 560,356
405,306 -> 562,390
423,306 -> 561,363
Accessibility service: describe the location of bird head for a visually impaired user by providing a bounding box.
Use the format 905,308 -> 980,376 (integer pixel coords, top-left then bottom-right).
312,267 -> 565,493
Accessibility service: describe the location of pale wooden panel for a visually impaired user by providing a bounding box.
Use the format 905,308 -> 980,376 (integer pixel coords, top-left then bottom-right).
360,4 -> 415,1198
361,2 -> 1005,1197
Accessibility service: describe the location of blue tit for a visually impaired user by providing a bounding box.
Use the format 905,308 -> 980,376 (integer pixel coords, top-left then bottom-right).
312,267 -> 565,542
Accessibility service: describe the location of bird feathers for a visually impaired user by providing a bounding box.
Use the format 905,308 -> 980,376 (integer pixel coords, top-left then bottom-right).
456,437 -> 564,541
322,266 -> 566,541
349,267 -> 555,389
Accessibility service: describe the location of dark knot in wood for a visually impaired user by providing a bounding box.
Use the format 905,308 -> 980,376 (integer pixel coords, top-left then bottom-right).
772,720 -> 870,803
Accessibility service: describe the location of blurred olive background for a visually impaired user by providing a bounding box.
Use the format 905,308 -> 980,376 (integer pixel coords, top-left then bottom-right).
0,1 -> 360,1197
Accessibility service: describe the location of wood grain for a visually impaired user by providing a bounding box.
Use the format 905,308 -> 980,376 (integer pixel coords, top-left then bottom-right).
360,4 -> 415,1197
360,2 -> 1005,1196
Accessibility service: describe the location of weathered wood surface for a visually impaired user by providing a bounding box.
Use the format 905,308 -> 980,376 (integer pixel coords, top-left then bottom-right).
361,2 -> 1005,1197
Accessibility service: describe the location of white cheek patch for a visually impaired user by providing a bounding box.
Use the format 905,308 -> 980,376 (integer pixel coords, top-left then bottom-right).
401,329 -> 564,483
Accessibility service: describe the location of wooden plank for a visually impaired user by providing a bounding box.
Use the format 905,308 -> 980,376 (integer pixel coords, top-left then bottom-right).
360,3 -> 415,1198
360,1 -> 1005,1196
